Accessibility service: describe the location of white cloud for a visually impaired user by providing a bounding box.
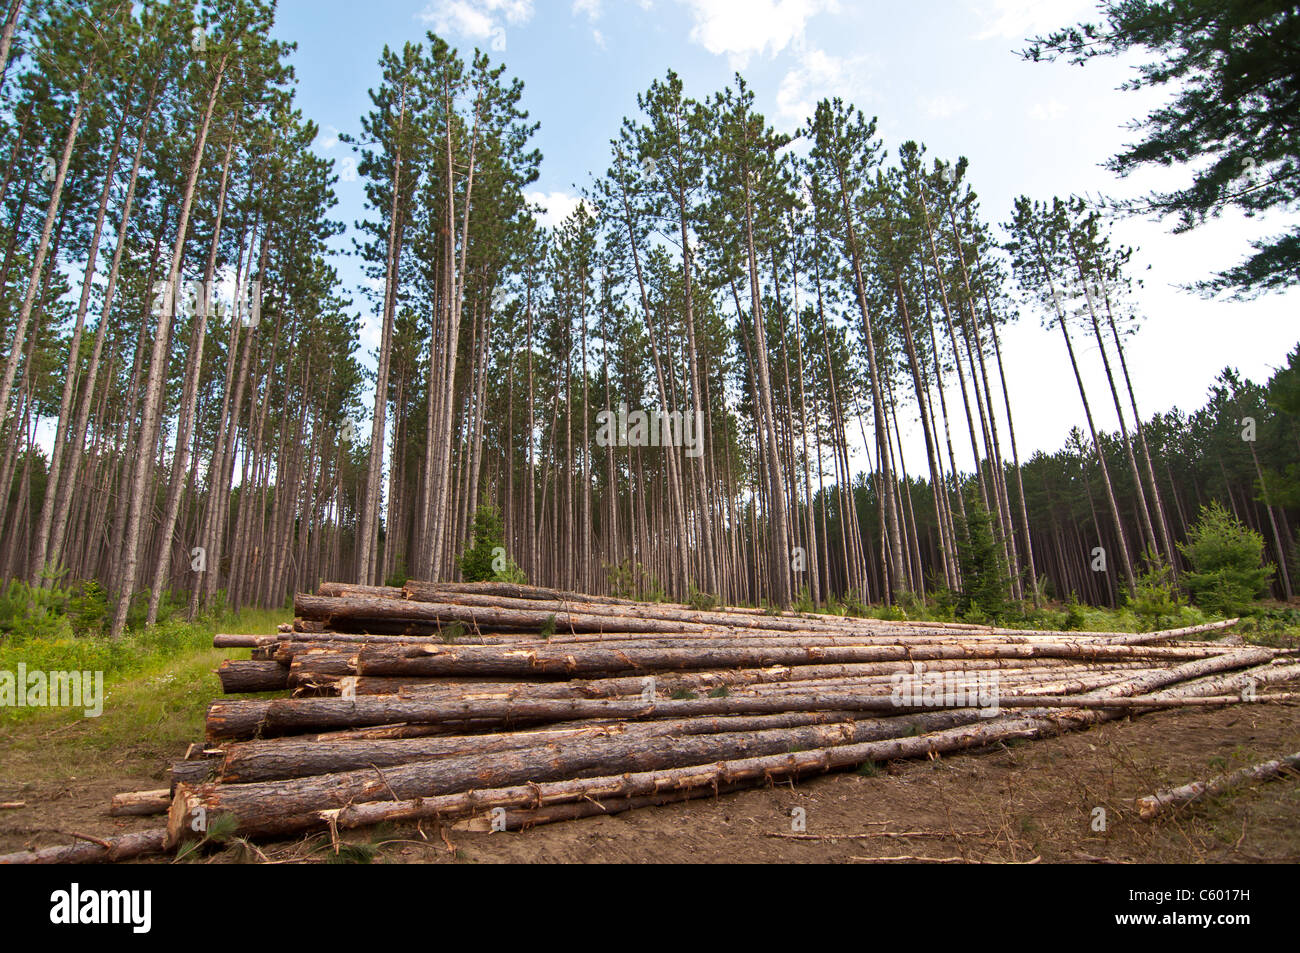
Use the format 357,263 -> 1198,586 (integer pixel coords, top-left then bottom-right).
419,0 -> 533,40
317,125 -> 340,150
358,311 -> 382,360
592,28 -> 606,48
920,94 -> 965,120
1028,98 -> 1067,121
680,0 -> 838,68
527,190 -> 594,229
572,0 -> 602,20
971,0 -> 1093,42
775,46 -> 870,125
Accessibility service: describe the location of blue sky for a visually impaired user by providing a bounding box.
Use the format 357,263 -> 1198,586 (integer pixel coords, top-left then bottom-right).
272,0 -> 1300,470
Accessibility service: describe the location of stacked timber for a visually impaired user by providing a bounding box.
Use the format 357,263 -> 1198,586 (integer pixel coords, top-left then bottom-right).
5,582 -> 1295,864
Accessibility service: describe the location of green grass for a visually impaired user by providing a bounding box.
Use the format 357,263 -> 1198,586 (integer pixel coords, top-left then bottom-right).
1232,607 -> 1300,648
0,607 -> 288,734
0,606 -> 290,793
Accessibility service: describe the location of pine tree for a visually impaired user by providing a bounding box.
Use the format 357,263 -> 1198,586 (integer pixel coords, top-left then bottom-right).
1026,1 -> 1300,295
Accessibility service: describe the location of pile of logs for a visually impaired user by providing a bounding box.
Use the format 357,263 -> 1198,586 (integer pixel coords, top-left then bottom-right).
5,581 -> 1298,864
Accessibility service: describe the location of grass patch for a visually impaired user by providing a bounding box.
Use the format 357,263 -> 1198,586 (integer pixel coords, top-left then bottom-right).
0,607 -> 290,785
0,606 -> 285,725
1233,607 -> 1300,648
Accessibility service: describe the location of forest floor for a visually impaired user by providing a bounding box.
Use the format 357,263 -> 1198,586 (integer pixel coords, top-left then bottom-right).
2,642 -> 1297,864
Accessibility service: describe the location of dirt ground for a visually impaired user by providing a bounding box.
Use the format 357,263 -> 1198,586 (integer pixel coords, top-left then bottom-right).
3,687 -> 1298,865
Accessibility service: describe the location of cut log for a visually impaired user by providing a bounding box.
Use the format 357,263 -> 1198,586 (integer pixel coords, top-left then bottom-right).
316,659 -> 1291,835
451,784 -> 749,831
1137,749 -> 1300,819
215,633 -> 270,648
214,709 -> 957,782
403,580 -> 653,607
209,648 -> 1273,739
170,651 -> 1288,846
109,789 -> 172,817
0,829 -> 168,865
296,593 -> 715,635
397,583 -> 1238,643
169,759 -> 217,793
318,582 -> 407,599
288,657 -> 1154,698
217,660 -> 290,693
175,708 -> 988,839
289,660 -> 1149,700
343,640 -> 1242,679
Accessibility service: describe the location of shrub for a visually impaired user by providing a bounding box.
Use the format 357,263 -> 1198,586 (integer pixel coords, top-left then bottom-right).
686,587 -> 718,611
929,584 -> 959,620
827,591 -> 868,617
66,580 -> 110,636
1178,501 -> 1274,615
1233,607 -> 1300,647
0,579 -> 74,642
1125,550 -> 1186,631
954,494 -> 1012,623
1062,595 -> 1086,631
895,590 -> 924,618
384,555 -> 409,588
791,586 -> 815,614
605,560 -> 664,602
458,505 -> 527,584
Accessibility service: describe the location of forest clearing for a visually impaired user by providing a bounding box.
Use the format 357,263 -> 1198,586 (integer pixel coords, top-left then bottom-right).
0,0 -> 1298,890
1,580 -> 1297,866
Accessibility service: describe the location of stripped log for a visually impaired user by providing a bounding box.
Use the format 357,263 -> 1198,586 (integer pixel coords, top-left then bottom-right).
212,710 -> 962,783
341,640 -> 1247,679
170,652 -> 1290,845
176,709 -> 989,837
1137,749 -> 1300,819
338,661 -> 1146,696
208,689 -> 1293,785
397,583 -> 1238,643
401,580 -> 652,606
303,661 -> 1300,841
289,663 -> 1151,705
317,583 -> 407,599
270,641 -> 1245,684
0,830 -> 168,865
274,630 -> 1169,650
288,657 -> 1155,697
295,593 -> 717,635
109,789 -> 172,817
451,784 -> 749,831
210,647 -> 1271,739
